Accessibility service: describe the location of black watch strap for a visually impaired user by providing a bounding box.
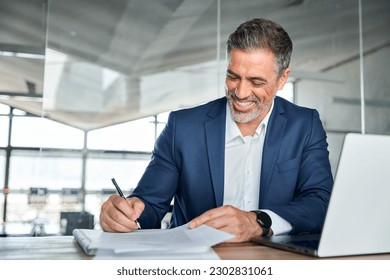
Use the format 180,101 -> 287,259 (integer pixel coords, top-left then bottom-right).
261,225 -> 270,237
251,210 -> 272,236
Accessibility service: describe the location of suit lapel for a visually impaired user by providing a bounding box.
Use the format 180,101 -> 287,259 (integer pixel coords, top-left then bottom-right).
260,98 -> 287,206
205,98 -> 226,207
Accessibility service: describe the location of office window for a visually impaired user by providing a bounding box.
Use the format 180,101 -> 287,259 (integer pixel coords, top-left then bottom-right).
0,116 -> 9,147
87,117 -> 156,152
85,155 -> 150,192
277,82 -> 294,103
12,108 -> 28,116
156,112 -> 169,138
11,116 -> 84,149
9,150 -> 82,191
0,103 -> 10,114
0,150 -> 5,184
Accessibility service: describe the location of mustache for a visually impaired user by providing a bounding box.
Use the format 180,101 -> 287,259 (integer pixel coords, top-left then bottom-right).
226,89 -> 260,103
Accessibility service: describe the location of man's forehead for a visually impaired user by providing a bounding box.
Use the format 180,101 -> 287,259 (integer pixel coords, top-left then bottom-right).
227,49 -> 277,76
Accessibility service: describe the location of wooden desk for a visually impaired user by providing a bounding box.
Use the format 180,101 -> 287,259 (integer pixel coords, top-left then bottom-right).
1,235 -> 389,260
214,242 -> 390,260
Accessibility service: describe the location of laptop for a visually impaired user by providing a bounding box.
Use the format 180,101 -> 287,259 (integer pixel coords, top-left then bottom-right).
252,133 -> 390,257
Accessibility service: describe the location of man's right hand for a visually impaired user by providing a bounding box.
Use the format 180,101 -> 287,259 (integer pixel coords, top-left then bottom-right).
99,195 -> 144,232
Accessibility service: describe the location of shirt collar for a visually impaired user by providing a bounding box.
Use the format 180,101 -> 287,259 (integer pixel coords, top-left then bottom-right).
225,99 -> 274,143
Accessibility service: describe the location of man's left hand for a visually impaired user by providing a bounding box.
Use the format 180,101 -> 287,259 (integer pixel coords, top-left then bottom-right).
189,205 -> 262,242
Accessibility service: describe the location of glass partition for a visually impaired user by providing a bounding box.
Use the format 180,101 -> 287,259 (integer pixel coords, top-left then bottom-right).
43,0 -> 220,131
0,0 -> 45,116
218,0 -> 389,175
361,0 -> 390,136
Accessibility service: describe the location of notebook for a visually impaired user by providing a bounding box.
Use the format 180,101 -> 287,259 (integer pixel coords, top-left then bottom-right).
252,133 -> 390,257
73,228 -> 100,256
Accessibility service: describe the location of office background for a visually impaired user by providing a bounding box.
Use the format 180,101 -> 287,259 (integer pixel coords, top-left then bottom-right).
0,0 -> 389,236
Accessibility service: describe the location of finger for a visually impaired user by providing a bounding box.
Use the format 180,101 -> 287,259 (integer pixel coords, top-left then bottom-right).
101,217 -> 133,232
127,197 -> 145,220
109,195 -> 143,224
189,206 -> 228,228
100,203 -> 133,232
100,196 -> 138,232
190,206 -> 254,242
110,195 -> 136,218
189,210 -> 215,228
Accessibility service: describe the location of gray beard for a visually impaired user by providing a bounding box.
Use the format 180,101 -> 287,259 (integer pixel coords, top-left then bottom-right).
226,89 -> 271,123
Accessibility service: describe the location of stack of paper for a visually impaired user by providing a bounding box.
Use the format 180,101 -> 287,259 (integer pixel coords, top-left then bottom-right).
73,223 -> 234,259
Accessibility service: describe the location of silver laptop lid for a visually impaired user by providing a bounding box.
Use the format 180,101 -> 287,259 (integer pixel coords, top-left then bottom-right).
318,133 -> 390,257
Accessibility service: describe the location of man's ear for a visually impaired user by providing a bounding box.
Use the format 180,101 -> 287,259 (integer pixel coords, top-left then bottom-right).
277,68 -> 290,90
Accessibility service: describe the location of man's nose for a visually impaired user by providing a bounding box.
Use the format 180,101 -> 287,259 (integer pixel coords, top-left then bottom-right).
235,82 -> 252,99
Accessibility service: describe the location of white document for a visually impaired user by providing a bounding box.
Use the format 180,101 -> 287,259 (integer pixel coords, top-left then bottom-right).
74,223 -> 234,259
91,223 -> 233,254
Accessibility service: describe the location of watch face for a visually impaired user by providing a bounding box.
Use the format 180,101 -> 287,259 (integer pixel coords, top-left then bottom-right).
258,212 -> 272,228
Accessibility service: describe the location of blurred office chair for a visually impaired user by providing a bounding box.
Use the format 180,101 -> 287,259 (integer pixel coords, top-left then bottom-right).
27,187 -> 48,236
28,187 -> 48,205
61,188 -> 82,211
59,188 -> 92,235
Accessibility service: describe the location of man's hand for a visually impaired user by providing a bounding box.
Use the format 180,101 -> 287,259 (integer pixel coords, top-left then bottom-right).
100,195 -> 144,232
189,205 -> 262,242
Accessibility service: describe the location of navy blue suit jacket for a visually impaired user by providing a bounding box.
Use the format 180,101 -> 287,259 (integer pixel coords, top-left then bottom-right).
132,96 -> 333,234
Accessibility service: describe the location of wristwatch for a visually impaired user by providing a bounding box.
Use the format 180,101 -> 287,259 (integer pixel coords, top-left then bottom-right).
251,210 -> 272,236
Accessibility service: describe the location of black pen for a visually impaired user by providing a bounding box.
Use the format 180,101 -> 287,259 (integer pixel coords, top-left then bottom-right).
111,178 -> 141,229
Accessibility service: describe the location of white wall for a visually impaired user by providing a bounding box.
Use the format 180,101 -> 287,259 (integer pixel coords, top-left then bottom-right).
295,47 -> 390,176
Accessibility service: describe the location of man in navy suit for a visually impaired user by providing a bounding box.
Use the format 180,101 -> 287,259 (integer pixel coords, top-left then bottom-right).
100,18 -> 333,242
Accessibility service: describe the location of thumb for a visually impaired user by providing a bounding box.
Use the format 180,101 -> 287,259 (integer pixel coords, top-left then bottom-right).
128,197 -> 145,220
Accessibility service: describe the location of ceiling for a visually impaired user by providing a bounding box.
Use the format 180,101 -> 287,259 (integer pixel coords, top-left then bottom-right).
0,0 -> 389,130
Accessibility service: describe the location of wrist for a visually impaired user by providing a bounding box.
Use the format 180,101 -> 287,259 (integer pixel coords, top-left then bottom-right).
250,210 -> 272,237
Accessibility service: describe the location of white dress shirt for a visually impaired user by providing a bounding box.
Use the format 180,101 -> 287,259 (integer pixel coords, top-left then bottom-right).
223,101 -> 292,235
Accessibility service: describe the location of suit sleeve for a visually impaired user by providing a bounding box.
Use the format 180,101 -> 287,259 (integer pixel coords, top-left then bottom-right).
130,112 -> 179,229
267,110 -> 333,234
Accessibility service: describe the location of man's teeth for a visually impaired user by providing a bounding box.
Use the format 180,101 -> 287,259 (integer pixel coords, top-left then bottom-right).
236,101 -> 253,107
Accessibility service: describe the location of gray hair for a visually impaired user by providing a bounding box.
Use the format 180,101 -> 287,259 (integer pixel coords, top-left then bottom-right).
226,18 -> 293,77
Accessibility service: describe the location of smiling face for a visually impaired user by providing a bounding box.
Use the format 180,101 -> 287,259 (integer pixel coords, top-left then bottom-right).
225,49 -> 290,129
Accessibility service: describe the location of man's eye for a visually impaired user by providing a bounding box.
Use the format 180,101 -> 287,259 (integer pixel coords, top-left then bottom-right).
252,81 -> 266,87
227,75 -> 238,80
253,82 -> 265,86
